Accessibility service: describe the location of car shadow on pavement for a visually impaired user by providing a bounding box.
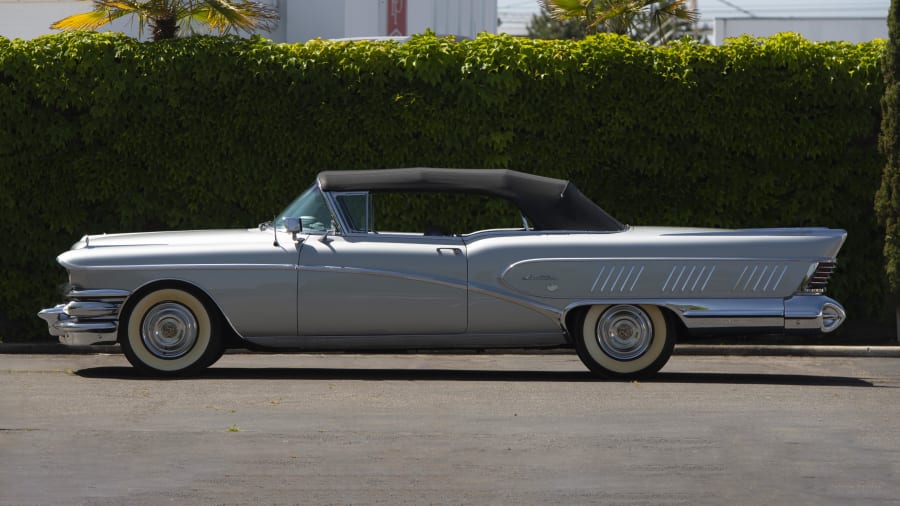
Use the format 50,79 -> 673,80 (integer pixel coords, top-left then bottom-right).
75,367 -> 875,387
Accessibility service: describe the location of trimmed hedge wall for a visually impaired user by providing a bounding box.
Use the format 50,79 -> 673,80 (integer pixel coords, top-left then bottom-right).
0,31 -> 888,340
878,0 -> 900,296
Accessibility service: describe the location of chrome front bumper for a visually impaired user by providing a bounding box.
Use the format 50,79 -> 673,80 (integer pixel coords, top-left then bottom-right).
38,289 -> 130,346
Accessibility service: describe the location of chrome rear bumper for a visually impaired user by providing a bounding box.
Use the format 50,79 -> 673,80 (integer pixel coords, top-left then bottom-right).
38,289 -> 130,346
562,295 -> 847,336
783,295 -> 846,333
667,295 -> 846,335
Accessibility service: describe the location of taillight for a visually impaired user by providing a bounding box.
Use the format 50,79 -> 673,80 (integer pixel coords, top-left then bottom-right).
802,261 -> 836,293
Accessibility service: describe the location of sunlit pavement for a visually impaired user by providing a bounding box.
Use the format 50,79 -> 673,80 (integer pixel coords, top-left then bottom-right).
2,353 -> 899,505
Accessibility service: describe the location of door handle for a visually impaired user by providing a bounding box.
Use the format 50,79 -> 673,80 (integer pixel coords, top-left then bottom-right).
437,247 -> 462,256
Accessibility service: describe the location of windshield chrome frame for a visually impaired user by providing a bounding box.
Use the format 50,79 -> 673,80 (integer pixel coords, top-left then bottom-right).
330,191 -> 371,235
317,183 -> 351,235
275,183 -> 341,234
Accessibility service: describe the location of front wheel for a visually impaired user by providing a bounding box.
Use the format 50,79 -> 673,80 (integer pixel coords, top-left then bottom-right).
573,304 -> 675,379
119,287 -> 224,376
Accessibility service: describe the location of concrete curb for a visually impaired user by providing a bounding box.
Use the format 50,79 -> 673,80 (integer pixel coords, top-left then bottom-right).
1,342 -> 899,357
674,344 -> 900,358
0,343 -> 122,355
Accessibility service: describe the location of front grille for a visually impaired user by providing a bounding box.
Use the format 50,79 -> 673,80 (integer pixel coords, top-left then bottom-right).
804,261 -> 836,293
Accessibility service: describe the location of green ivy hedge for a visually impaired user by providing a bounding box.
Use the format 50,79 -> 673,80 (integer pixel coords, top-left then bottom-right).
878,1 -> 900,297
0,31 -> 888,340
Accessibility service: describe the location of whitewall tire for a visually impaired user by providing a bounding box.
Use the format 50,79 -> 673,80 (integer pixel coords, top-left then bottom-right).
120,287 -> 224,376
574,304 -> 675,379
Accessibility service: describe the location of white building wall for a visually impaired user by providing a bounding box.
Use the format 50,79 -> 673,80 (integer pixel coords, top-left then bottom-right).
286,0 -> 345,42
714,18 -> 887,45
344,0 -> 381,38
0,0 -> 496,42
0,0 -> 103,41
417,0 -> 496,37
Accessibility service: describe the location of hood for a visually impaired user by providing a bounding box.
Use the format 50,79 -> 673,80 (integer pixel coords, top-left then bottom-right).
58,228 -> 289,271
71,229 -> 262,249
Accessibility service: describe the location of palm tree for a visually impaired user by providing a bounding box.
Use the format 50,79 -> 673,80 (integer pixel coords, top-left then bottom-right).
540,0 -> 698,42
51,0 -> 278,41
527,4 -> 588,40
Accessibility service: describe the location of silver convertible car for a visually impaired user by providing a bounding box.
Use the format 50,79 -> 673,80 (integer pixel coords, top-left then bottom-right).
39,168 -> 846,378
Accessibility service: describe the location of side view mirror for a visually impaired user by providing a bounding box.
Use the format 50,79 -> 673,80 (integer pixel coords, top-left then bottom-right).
283,217 -> 302,233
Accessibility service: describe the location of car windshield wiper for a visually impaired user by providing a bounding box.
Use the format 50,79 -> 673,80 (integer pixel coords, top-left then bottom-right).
258,220 -> 273,231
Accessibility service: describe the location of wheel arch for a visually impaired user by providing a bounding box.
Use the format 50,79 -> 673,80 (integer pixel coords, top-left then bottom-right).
562,302 -> 687,343
562,305 -> 589,344
118,279 -> 243,348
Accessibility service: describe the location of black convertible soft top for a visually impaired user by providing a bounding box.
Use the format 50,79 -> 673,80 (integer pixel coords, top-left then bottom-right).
317,168 -> 624,232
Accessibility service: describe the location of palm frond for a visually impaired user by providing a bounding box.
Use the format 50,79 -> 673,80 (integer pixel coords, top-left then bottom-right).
592,1 -> 644,34
51,0 -> 169,32
192,0 -> 278,35
51,10 -> 112,30
645,0 -> 698,39
654,0 -> 699,22
99,0 -> 168,16
593,1 -> 643,24
541,0 -> 591,22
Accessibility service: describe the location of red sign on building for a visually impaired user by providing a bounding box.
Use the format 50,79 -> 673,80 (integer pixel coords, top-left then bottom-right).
387,0 -> 407,36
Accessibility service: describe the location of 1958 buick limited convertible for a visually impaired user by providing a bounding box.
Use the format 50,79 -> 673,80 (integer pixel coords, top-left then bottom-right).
39,168 -> 846,378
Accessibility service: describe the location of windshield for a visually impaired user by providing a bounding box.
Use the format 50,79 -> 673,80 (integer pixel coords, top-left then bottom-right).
275,185 -> 332,232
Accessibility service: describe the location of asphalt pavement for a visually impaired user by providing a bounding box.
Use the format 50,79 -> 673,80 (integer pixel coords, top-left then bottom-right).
2,352 -> 900,505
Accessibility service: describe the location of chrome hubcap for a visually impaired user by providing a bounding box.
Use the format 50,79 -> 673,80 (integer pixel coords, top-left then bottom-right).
141,302 -> 198,359
596,305 -> 653,361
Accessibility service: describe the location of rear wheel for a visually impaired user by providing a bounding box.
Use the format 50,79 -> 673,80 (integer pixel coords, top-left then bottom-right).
573,304 -> 675,379
119,287 -> 224,376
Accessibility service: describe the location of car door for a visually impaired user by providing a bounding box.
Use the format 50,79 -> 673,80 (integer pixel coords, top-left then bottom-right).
297,233 -> 467,335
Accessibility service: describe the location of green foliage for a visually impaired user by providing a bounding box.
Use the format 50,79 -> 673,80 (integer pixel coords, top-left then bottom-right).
878,0 -> 900,295
0,31 -> 889,340
374,193 -> 524,235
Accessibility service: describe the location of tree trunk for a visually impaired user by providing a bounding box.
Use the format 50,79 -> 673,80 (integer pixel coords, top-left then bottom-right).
152,17 -> 178,41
